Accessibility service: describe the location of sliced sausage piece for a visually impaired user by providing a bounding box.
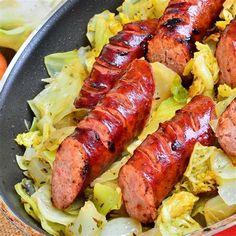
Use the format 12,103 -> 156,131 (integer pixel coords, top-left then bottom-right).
74,19 -> 158,109
216,98 -> 236,156
147,0 -> 224,84
52,59 -> 155,209
118,95 -> 216,223
216,19 -> 236,88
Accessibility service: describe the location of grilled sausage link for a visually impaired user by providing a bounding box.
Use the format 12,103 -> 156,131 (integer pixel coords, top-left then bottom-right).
52,59 -> 155,209
118,95 -> 216,223
216,19 -> 236,88
147,0 -> 224,84
216,98 -> 236,156
74,20 -> 158,109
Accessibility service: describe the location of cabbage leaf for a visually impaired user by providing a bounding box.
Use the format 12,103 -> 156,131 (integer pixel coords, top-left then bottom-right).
204,195 -> 236,226
66,201 -> 107,236
184,42 -> 219,98
93,183 -> 122,216
181,143 -> 217,195
216,0 -> 236,30
155,192 -> 201,236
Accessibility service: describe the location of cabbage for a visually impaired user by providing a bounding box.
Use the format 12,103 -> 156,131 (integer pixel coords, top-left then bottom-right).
28,59 -> 87,134
91,155 -> 130,186
184,42 -> 219,98
66,201 -> 107,236
218,180 -> 236,206
117,0 -> 170,22
210,149 -> 236,184
28,158 -> 51,186
204,195 -> 236,226
100,218 -> 142,236
181,143 -> 217,195
138,63 -> 187,141
15,181 -> 66,236
86,10 -> 122,56
45,50 -> 79,77
216,0 -> 236,30
0,0 -> 64,51
93,183 -> 122,216
154,192 -> 201,236
32,184 -> 76,225
15,131 -> 42,148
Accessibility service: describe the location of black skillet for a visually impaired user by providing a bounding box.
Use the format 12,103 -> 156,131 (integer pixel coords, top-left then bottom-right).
0,0 -> 123,234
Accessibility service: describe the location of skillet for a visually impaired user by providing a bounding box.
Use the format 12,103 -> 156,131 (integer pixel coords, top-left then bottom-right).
0,0 -> 122,234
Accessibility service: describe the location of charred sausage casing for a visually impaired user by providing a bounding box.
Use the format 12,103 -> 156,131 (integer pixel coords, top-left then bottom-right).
74,20 -> 158,110
147,0 -> 224,84
52,59 -> 155,209
216,19 -> 236,88
118,95 -> 216,223
216,98 -> 236,156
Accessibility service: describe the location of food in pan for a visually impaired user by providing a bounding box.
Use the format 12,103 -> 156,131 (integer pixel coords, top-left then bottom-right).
52,59 -> 155,209
14,0 -> 236,235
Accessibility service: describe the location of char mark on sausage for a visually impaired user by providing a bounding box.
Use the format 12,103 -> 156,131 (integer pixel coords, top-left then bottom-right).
74,19 -> 158,110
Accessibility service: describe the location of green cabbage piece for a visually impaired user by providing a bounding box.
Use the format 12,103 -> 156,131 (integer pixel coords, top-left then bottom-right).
44,50 -> 79,77
0,0 -> 64,51
15,131 -> 42,148
204,195 -> 236,226
181,143 -> 217,195
138,62 -> 187,141
86,10 -> 122,56
155,192 -> 201,236
15,181 -> 67,236
93,183 -> 122,216
216,0 -> 236,30
66,201 -> 107,236
184,42 -> 219,98
28,59 -> 87,135
117,0 -> 170,22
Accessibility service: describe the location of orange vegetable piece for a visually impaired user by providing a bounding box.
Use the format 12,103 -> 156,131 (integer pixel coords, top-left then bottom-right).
0,52 -> 7,79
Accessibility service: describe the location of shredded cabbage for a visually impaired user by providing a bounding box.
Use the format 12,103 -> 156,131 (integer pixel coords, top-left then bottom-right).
86,10 -> 122,56
0,0 -> 64,51
216,0 -> 236,30
184,42 -> 219,98
153,192 -> 201,236
181,143 -> 217,195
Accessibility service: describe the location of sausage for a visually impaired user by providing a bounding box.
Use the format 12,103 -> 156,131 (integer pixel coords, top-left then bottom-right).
147,0 -> 224,84
52,59 -> 155,209
216,98 -> 236,156
74,19 -> 158,109
118,95 -> 216,223
216,19 -> 236,88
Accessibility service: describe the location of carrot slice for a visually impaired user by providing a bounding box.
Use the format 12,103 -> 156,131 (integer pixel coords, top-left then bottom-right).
0,52 -> 7,79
